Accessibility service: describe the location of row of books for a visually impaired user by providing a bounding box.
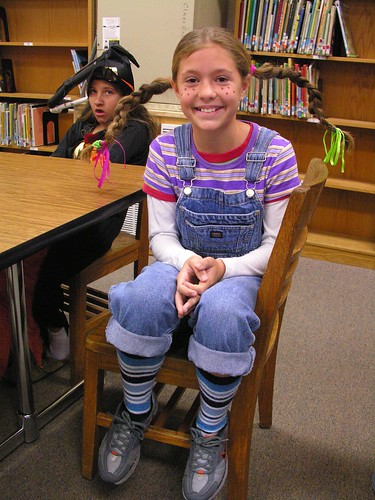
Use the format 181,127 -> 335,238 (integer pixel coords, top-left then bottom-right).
239,61 -> 320,118
237,0 -> 356,57
0,102 -> 58,147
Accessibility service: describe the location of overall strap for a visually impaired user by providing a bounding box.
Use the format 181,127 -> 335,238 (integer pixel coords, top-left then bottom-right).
174,123 -> 196,181
245,126 -> 278,182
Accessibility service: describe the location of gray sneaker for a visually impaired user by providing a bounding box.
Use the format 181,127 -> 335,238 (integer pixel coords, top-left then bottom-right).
98,392 -> 158,484
182,425 -> 228,500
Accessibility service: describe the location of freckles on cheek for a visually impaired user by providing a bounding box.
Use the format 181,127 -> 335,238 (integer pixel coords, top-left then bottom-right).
179,87 -> 194,97
220,85 -> 237,96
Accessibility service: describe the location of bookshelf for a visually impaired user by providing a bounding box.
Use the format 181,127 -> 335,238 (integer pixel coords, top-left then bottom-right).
0,0 -> 372,268
231,0 -> 375,269
0,0 -> 95,151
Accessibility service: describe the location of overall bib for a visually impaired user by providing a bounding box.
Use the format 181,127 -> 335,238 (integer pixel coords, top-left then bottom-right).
107,124 -> 277,376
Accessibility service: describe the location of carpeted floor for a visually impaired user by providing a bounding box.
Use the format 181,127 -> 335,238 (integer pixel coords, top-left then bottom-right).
0,257 -> 374,499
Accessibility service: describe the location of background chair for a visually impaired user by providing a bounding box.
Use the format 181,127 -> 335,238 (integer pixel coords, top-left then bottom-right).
66,199 -> 149,385
81,159 -> 328,499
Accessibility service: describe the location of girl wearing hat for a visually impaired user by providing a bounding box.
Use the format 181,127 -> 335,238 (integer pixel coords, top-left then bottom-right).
31,49 -> 156,362
0,46 -> 155,376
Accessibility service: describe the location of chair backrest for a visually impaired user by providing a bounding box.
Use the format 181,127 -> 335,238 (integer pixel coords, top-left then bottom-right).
226,159 -> 328,497
253,158 -> 328,369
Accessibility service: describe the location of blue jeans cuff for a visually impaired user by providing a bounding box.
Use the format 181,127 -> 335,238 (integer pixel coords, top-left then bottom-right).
106,317 -> 172,357
187,336 -> 256,376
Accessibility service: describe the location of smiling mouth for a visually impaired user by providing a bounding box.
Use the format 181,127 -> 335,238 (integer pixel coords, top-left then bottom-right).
196,107 -> 221,113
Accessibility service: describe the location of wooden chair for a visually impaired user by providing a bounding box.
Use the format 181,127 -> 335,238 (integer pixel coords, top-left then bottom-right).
67,199 -> 149,385
81,159 -> 328,498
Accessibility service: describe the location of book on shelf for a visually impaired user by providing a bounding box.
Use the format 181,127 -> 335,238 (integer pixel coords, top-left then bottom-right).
29,104 -> 51,147
237,0 -> 247,40
0,7 -> 9,42
254,0 -> 265,50
334,0 -> 357,57
0,59 -> 16,92
237,0 -> 357,58
71,49 -> 89,96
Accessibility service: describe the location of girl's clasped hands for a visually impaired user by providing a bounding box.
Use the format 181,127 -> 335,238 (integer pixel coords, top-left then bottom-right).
175,256 -> 226,318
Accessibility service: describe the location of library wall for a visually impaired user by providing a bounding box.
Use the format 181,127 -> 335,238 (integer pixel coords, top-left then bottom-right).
96,0 -> 230,105
0,0 -> 373,267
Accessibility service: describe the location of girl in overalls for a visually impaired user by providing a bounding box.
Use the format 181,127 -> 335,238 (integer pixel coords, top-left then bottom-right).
96,27 -> 352,500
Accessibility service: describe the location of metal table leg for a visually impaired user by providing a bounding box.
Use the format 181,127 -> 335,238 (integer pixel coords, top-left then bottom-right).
6,261 -> 39,442
0,261 -> 84,461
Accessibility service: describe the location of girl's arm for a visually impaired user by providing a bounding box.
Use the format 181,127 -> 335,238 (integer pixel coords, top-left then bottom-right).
148,195 -> 196,269
148,194 -> 289,277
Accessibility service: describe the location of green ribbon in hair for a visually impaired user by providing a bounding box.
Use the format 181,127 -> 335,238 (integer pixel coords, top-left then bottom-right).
323,127 -> 346,173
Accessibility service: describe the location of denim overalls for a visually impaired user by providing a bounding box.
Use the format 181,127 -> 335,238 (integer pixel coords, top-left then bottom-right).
107,124 -> 277,377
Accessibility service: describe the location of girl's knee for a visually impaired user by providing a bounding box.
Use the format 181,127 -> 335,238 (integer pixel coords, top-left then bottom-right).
109,262 -> 178,324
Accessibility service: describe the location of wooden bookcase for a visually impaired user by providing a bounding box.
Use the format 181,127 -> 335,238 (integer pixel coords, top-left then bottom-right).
0,0 -> 373,268
0,0 -> 95,147
231,0 -> 375,269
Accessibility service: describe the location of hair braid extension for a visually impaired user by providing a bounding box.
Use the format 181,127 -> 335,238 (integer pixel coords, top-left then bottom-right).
104,78 -> 172,146
253,62 -> 354,151
81,79 -> 172,160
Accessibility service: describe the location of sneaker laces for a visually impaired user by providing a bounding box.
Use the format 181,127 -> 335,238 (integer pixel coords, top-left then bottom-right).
108,409 -> 148,455
190,428 -> 228,474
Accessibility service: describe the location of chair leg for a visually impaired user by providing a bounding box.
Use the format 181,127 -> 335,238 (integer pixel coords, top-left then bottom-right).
258,336 -> 280,429
134,200 -> 149,277
81,349 -> 104,479
227,375 -> 258,500
258,304 -> 285,430
69,278 -> 87,385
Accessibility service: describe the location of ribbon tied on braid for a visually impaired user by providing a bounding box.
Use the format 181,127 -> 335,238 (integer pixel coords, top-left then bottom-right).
323,126 -> 347,173
90,139 -> 126,188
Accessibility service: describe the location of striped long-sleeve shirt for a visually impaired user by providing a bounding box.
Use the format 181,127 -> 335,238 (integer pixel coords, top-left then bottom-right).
142,122 -> 301,278
143,122 -> 300,204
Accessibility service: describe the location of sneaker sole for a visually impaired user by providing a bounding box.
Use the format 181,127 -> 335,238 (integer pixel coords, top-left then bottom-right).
182,459 -> 228,500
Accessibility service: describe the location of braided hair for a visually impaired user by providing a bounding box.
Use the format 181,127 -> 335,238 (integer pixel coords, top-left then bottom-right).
96,26 -> 354,153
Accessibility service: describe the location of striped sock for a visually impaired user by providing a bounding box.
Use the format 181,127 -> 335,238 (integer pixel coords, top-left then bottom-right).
117,350 -> 164,420
196,368 -> 242,434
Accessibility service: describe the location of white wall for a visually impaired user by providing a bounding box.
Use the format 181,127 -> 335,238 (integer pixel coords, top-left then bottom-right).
96,0 -> 232,105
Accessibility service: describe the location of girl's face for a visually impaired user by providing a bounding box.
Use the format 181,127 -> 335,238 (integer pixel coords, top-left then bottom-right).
172,44 -> 249,139
88,80 -> 122,128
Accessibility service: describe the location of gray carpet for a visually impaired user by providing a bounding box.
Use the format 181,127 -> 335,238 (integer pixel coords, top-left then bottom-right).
0,257 -> 374,499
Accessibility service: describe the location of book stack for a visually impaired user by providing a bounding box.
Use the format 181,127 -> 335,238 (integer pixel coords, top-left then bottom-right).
0,102 -> 58,147
239,59 -> 320,119
237,0 -> 356,57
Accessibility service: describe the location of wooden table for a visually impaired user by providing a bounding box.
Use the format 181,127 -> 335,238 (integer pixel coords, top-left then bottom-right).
0,152 -> 146,459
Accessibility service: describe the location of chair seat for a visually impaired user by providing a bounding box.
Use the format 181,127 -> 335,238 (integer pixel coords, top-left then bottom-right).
85,312 -> 199,389
76,230 -> 141,285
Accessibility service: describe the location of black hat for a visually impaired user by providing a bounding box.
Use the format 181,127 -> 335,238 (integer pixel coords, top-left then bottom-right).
87,45 -> 139,96
48,44 -> 140,108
